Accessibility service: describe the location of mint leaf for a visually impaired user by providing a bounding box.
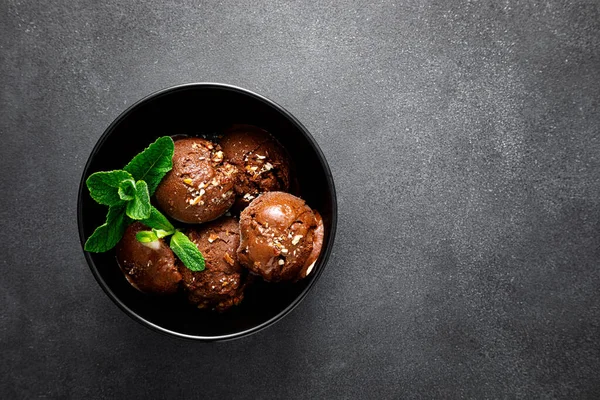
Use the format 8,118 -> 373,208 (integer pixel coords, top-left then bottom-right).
152,229 -> 171,239
118,179 -> 136,201
139,206 -> 175,233
84,205 -> 128,252
86,170 -> 133,206
170,231 -> 205,272
124,136 -> 174,195
126,180 -> 151,220
136,230 -> 158,243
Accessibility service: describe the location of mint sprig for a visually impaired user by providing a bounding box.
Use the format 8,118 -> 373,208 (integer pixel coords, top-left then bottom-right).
85,137 -> 174,253
85,136 -> 205,273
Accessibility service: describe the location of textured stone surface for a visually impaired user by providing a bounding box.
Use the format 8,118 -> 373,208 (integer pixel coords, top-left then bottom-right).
1,1 -> 600,398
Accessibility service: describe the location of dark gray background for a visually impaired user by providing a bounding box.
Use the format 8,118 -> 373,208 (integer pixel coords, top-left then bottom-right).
1,0 -> 599,398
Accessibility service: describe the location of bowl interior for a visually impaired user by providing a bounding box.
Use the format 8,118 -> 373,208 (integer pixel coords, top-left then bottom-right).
78,84 -> 336,340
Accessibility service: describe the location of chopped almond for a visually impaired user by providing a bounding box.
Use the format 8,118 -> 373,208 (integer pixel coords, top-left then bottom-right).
213,151 -> 224,162
224,253 -> 235,266
292,235 -> 303,245
190,196 -> 203,205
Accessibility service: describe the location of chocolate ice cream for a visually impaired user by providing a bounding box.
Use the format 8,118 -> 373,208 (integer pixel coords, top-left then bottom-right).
116,222 -> 182,295
155,138 -> 237,224
237,192 -> 322,282
179,217 -> 247,312
219,125 -> 291,211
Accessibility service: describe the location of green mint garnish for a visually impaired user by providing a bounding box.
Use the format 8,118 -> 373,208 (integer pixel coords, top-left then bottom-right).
84,137 -> 174,253
125,180 -> 151,220
86,170 -> 134,206
169,231 -> 206,272
136,230 -> 159,243
118,179 -> 137,201
124,136 -> 174,195
137,210 -> 202,272
152,229 -> 171,239
85,136 -> 207,273
84,205 -> 129,252
139,206 -> 175,233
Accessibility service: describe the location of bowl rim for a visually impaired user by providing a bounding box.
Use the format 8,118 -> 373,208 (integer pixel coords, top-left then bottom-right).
77,82 -> 338,341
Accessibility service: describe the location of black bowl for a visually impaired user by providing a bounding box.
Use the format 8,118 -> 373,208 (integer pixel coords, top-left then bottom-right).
77,83 -> 337,341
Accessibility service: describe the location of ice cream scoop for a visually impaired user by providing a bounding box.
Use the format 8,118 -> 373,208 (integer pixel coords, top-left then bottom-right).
179,217 -> 248,312
155,137 -> 237,224
116,222 -> 182,295
219,125 -> 291,211
237,192 -> 322,282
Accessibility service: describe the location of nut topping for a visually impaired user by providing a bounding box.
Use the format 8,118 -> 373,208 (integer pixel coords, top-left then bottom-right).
292,235 -> 303,245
